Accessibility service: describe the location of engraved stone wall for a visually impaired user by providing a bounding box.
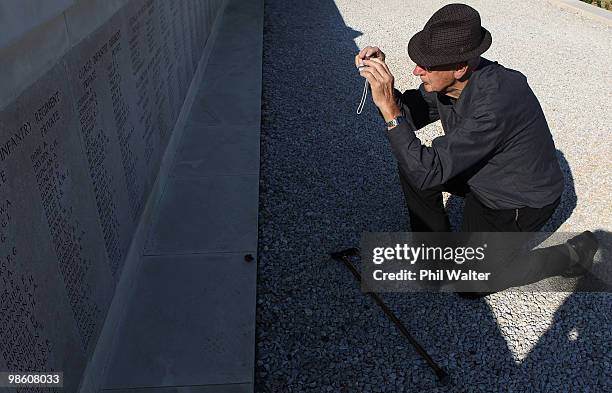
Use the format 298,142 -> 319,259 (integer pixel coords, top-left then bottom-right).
0,0 -> 224,390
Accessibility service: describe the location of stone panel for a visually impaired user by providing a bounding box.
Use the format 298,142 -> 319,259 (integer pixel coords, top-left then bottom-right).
166,1 -> 190,108
155,0 -> 181,130
145,176 -> 259,255
63,0 -> 127,47
188,0 -> 198,66
180,1 -> 195,84
0,0 -> 74,51
198,0 -> 207,59
170,124 -> 260,178
0,13 -> 70,111
121,0 -> 173,182
0,61 -> 111,391
63,10 -> 141,280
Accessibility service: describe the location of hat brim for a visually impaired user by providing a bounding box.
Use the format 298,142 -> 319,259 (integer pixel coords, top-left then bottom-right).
407,27 -> 492,68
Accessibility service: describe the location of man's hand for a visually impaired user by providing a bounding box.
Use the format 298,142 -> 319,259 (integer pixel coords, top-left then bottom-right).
355,46 -> 386,66
358,57 -> 401,122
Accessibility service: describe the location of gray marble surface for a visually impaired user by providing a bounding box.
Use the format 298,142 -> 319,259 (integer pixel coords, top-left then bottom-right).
104,253 -> 256,389
0,0 -> 74,50
171,124 -> 260,178
144,175 -> 259,255
0,60 -> 104,392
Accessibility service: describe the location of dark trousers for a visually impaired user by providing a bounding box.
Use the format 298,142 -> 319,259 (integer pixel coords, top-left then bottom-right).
398,168 -> 572,292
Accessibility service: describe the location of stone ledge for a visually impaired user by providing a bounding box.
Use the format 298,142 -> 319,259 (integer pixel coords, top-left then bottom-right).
548,0 -> 612,26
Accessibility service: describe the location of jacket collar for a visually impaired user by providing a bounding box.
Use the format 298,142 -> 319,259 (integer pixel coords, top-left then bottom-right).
444,57 -> 497,117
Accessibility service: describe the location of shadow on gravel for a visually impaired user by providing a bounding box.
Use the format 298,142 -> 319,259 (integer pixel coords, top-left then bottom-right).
518,250 -> 612,391
256,0 -> 611,392
543,150 -> 578,232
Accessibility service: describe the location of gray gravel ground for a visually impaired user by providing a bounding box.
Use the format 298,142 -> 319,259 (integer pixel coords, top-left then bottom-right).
256,0 -> 612,392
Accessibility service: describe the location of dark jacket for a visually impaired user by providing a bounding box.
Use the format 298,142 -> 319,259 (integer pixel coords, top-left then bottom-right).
385,58 -> 564,209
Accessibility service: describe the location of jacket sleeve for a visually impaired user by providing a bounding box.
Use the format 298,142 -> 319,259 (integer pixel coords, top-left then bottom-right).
378,84 -> 439,129
396,84 -> 440,129
385,98 -> 505,190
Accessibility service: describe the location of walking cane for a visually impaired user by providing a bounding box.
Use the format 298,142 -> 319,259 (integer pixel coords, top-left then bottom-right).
330,247 -> 450,385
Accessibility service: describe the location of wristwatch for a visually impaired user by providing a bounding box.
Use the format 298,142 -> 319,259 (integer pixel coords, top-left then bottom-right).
385,115 -> 404,129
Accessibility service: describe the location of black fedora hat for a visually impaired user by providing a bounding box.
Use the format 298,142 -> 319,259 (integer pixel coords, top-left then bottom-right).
408,3 -> 492,68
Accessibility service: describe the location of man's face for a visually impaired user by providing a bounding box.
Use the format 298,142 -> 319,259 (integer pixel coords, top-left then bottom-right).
413,64 -> 457,93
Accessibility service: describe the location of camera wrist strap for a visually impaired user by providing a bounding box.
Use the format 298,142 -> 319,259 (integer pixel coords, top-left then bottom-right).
357,79 -> 369,115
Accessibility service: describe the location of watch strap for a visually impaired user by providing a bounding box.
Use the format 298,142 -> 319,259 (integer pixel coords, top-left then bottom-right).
385,115 -> 404,128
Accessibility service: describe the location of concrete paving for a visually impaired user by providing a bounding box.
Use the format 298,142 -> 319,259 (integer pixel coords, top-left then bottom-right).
102,0 -> 263,391
104,254 -> 256,389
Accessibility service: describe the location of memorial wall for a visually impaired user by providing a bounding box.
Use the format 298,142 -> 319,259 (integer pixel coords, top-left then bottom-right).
0,0 -> 224,390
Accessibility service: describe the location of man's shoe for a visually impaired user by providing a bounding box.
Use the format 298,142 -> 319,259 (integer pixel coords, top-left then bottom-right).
562,231 -> 599,277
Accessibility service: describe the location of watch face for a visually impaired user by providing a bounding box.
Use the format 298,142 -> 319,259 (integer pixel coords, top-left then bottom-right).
386,117 -> 401,127
385,116 -> 405,129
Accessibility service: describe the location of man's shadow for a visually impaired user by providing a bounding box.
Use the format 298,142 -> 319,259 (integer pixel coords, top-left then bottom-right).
518,241 -> 612,391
